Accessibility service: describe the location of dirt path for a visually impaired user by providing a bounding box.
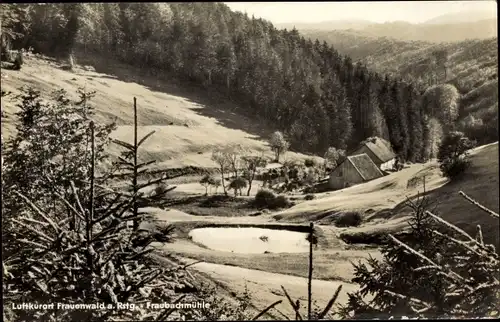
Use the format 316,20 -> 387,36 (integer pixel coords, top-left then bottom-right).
178,258 -> 360,319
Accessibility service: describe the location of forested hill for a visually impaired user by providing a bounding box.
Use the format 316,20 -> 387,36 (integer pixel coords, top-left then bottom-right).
296,29 -> 498,146
1,3 -> 470,162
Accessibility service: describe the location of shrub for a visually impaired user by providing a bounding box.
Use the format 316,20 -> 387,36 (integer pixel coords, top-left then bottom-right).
304,158 -> 316,167
199,174 -> 216,195
10,50 -> 23,70
438,131 -> 476,179
303,168 -> 320,186
439,157 -> 471,178
303,186 -> 317,194
334,211 -> 363,227
152,182 -> 175,198
199,194 -> 233,208
1,50 -> 23,70
254,189 -> 277,208
253,189 -> 290,209
274,195 -> 290,209
324,147 -> 346,169
304,194 -> 316,200
154,183 -> 168,196
229,176 -> 247,196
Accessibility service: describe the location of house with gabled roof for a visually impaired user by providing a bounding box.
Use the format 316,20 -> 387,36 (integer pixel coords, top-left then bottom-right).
328,153 -> 384,190
349,137 -> 396,171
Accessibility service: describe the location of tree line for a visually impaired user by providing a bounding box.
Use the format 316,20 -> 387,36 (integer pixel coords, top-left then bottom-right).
2,3 -> 462,162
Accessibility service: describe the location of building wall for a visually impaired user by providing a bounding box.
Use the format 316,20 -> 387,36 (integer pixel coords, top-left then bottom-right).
328,161 -> 364,190
380,158 -> 396,171
351,146 -> 382,167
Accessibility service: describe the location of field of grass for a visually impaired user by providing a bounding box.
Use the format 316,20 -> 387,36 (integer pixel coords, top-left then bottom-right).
273,161 -> 448,222
274,142 -> 499,246
421,142 -> 499,246
159,239 -> 380,282
1,53 -> 322,170
163,195 -> 258,217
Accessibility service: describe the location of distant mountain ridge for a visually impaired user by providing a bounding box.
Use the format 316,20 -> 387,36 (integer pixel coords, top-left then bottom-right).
276,19 -> 373,31
423,10 -> 496,24
296,29 -> 498,147
358,19 -> 497,43
278,15 -> 497,43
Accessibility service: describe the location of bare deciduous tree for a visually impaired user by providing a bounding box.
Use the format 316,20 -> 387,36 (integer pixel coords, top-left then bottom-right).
211,147 -> 231,195
225,144 -> 245,178
241,154 -> 267,196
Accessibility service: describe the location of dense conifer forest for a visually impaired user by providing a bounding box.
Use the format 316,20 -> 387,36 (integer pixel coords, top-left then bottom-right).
2,3 -> 491,162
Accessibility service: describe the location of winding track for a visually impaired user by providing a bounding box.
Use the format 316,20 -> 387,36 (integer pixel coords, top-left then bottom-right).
176,257 -> 360,319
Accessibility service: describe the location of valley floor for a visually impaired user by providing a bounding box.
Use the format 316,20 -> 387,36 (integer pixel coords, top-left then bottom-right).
143,142 -> 498,318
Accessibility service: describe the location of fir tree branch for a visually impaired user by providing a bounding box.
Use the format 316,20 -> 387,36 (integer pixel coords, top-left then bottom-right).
425,211 -> 477,244
431,230 -> 486,259
388,234 -> 468,285
459,191 -> 499,219
280,285 -> 303,320
13,191 -> 60,232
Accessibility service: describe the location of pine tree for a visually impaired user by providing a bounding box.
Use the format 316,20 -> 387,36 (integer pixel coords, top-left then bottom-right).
406,83 -> 424,162
340,191 -> 500,319
366,78 -> 390,140
323,73 -> 353,150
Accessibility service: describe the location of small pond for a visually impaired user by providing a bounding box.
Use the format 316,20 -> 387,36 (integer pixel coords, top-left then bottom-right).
188,227 -> 310,254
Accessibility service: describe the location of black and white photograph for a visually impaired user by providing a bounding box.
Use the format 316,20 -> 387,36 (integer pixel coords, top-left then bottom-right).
1,1 -> 498,321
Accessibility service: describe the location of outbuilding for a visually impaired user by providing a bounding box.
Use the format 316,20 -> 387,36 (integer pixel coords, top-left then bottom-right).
328,153 -> 384,190
349,137 -> 396,171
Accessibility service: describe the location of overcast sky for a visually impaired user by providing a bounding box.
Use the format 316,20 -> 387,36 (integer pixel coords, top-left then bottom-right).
224,1 -> 497,24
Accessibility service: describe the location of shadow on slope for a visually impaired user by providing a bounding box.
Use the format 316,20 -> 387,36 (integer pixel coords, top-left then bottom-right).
390,142 -> 499,246
73,51 -> 274,142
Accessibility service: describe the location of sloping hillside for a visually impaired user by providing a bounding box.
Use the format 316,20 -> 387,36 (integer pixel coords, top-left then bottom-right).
1,54 -> 321,170
300,29 -> 498,144
364,38 -> 498,144
299,29 -> 428,62
420,142 -> 499,246
275,142 -> 499,245
1,3 -> 457,160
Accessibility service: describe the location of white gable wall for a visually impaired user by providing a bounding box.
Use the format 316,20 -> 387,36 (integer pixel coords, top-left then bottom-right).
380,158 -> 396,171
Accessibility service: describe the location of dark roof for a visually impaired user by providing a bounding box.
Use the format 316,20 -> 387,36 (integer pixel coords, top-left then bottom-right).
347,154 -> 384,181
356,137 -> 396,163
